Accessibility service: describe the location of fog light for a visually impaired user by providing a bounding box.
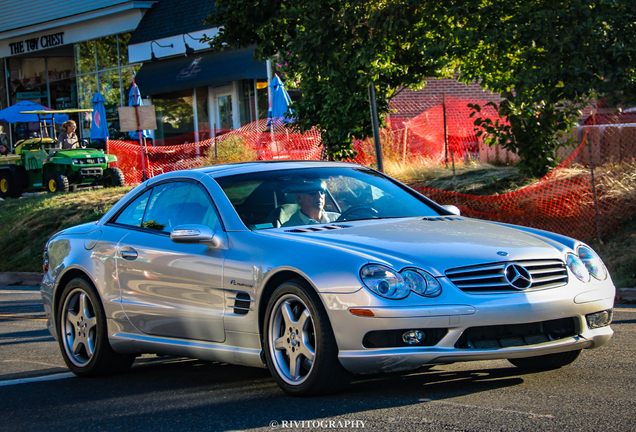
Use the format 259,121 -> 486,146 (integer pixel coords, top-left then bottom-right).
586,309 -> 613,329
402,330 -> 424,345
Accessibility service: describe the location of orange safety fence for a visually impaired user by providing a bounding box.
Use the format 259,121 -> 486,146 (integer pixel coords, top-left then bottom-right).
106,97 -> 636,243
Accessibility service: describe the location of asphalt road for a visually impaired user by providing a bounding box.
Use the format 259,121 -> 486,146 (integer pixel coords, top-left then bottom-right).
1,286 -> 635,432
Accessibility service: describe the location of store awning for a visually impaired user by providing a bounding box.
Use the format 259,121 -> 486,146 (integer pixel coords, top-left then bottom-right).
135,47 -> 268,96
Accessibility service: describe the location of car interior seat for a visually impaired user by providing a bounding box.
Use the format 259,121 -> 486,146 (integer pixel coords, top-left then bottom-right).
266,203 -> 299,228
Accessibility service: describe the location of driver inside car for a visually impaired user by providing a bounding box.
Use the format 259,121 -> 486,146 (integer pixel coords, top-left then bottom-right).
282,179 -> 340,227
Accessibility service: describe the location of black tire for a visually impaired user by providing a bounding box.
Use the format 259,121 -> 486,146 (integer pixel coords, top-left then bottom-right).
56,277 -> 135,377
0,171 -> 23,199
103,167 -> 125,187
46,171 -> 69,193
508,350 -> 582,371
263,278 -> 351,396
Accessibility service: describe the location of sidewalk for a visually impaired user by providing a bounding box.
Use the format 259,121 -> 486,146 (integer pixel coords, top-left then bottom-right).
0,272 -> 634,302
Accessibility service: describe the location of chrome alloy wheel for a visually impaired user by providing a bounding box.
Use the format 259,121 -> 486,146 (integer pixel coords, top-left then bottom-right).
61,288 -> 98,367
267,293 -> 316,386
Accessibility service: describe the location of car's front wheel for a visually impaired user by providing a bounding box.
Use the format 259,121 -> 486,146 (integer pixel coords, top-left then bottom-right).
263,279 -> 351,396
508,350 -> 581,370
57,277 -> 135,376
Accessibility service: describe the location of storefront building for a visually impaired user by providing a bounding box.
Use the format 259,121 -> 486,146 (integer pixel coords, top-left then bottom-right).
0,0 -> 270,148
0,0 -> 157,147
126,0 -> 270,144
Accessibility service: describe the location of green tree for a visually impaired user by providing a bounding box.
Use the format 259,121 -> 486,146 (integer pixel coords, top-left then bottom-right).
205,0 -> 636,175
446,0 -> 636,176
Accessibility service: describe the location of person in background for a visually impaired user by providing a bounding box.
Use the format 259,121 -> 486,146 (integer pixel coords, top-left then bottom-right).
57,120 -> 79,149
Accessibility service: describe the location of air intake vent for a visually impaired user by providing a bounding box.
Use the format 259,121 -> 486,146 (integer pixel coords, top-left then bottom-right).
422,216 -> 463,221
446,259 -> 568,293
285,224 -> 351,233
230,292 -> 253,315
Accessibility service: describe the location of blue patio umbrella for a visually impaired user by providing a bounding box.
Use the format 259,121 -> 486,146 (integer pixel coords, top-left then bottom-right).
267,76 -> 293,128
90,92 -> 109,140
0,100 -> 68,124
128,83 -> 150,140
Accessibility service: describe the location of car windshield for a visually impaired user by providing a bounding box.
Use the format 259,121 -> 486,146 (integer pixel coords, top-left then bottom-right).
215,167 -> 443,230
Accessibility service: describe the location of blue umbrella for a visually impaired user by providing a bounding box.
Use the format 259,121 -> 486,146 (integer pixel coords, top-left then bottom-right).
90,92 -> 109,140
267,76 -> 293,127
0,100 -> 68,124
128,83 -> 150,140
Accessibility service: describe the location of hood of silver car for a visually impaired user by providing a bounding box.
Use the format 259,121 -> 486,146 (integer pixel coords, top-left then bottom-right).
273,217 -> 567,275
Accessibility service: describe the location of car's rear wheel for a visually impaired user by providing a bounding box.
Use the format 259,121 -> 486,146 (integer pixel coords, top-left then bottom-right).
46,171 -> 69,193
0,171 -> 22,199
508,350 -> 581,370
57,277 -> 135,376
103,167 -> 125,187
263,279 -> 351,396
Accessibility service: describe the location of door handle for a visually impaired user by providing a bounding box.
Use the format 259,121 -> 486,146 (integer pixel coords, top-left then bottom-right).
119,248 -> 138,260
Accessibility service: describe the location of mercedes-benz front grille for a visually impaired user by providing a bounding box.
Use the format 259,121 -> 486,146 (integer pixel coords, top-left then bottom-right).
445,259 -> 568,293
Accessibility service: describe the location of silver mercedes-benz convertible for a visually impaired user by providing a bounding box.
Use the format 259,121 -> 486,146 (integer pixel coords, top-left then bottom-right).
41,161 -> 615,396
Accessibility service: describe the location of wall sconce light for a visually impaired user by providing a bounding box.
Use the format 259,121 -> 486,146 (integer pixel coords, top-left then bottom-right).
150,40 -> 173,63
183,33 -> 200,57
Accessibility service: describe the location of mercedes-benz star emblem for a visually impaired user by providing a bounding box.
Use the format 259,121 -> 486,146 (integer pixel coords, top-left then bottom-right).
504,264 -> 533,289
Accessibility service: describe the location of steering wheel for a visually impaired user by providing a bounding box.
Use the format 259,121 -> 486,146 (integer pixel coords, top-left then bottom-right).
336,205 -> 379,222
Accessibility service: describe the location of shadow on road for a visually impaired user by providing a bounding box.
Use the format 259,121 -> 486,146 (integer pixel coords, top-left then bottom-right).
1,357 -> 536,431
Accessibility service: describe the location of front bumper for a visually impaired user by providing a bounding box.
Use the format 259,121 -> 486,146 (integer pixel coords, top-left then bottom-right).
323,280 -> 615,374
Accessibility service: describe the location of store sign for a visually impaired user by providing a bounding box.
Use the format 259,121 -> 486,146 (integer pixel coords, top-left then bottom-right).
17,92 -> 48,99
9,32 -> 65,55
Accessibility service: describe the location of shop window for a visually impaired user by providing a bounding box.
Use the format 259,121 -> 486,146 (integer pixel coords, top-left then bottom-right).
196,87 -> 210,140
98,69 -> 124,139
97,35 -> 119,71
77,74 -> 97,138
118,33 -> 132,67
238,79 -> 255,127
256,79 -> 268,122
121,64 -> 141,104
9,58 -> 47,107
153,89 -> 194,143
75,41 -> 96,74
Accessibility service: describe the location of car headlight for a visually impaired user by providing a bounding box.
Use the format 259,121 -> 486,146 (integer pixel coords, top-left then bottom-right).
401,268 -> 442,297
99,157 -> 106,163
72,159 -> 79,164
361,265 -> 409,299
566,253 -> 590,282
578,245 -> 607,280
360,264 -> 442,299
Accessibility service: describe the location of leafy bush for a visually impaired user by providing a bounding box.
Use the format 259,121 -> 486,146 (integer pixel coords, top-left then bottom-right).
203,134 -> 257,165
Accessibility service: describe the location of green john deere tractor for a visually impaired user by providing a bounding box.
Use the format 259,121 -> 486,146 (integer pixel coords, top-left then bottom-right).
0,109 -> 124,199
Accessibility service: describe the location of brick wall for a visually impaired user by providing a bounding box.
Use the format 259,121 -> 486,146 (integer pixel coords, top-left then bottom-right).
389,77 -> 502,123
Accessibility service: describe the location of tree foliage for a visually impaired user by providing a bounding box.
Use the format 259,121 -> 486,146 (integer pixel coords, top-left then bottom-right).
204,0 -> 451,160
205,0 -> 636,174
446,0 -> 636,176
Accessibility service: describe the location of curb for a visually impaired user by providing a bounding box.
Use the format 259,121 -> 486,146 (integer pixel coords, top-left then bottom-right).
0,272 -> 43,286
617,288 -> 636,303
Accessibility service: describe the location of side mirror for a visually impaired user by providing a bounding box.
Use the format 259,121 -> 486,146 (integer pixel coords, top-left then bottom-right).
442,205 -> 461,216
170,224 -> 225,249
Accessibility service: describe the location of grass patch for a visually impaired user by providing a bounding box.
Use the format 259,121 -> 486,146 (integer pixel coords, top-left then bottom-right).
0,187 -> 132,273
386,159 -> 537,195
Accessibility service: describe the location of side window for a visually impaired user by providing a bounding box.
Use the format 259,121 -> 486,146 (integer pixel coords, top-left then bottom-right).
112,189 -> 151,227
142,182 -> 220,233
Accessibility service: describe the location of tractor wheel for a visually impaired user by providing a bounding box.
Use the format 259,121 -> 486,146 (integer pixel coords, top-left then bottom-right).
103,167 -> 125,188
46,172 -> 69,193
0,171 -> 23,199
